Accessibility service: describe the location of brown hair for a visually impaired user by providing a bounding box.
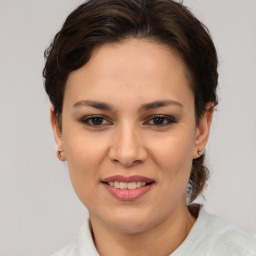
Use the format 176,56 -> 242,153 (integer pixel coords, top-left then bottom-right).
43,0 -> 218,202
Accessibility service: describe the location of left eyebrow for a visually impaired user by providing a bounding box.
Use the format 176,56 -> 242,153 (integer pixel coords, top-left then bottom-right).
138,100 -> 183,112
72,99 -> 183,112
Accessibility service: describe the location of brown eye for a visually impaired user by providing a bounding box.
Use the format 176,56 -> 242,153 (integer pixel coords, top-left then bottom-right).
145,115 -> 177,126
81,115 -> 111,126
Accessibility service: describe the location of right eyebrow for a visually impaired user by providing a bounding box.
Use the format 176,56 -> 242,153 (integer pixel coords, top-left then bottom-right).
72,100 -> 114,111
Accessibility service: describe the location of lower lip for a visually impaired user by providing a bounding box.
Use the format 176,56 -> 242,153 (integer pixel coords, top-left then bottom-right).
102,183 -> 154,201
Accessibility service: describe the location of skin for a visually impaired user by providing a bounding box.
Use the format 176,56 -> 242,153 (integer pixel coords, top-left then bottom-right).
51,38 -> 214,256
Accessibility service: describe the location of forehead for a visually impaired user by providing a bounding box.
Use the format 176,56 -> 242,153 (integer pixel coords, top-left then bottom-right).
64,38 -> 193,109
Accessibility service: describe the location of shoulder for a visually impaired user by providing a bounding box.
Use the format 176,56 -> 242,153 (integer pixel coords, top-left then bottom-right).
198,207 -> 256,255
174,205 -> 256,256
211,224 -> 256,255
49,219 -> 99,256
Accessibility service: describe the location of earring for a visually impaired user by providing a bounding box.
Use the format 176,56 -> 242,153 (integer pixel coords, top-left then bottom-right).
57,150 -> 63,159
198,148 -> 203,156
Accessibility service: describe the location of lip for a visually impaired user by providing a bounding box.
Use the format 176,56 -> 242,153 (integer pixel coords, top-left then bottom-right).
101,175 -> 155,201
102,175 -> 154,183
102,183 -> 154,201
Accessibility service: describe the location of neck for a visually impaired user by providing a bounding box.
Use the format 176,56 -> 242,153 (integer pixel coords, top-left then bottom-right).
89,202 -> 196,256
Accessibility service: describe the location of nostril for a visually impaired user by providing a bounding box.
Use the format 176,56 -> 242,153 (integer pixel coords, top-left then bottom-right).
110,157 -> 140,167
123,161 -> 135,167
108,138 -> 148,166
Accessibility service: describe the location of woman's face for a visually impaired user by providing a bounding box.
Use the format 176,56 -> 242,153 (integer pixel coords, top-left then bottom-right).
51,38 -> 212,233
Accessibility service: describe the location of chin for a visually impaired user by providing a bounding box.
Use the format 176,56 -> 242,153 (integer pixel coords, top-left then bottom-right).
110,218 -> 154,234
97,206 -> 159,233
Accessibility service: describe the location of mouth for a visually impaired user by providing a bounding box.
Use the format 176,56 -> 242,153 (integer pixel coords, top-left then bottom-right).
101,175 -> 155,200
102,181 -> 154,189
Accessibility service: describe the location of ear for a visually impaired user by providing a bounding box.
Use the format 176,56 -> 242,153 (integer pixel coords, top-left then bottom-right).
193,102 -> 214,159
50,105 -> 66,161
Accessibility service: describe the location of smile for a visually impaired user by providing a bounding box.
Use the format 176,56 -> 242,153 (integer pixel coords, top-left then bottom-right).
101,175 -> 155,200
106,181 -> 147,189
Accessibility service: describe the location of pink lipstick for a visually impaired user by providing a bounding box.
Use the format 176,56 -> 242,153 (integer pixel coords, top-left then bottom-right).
101,175 -> 155,201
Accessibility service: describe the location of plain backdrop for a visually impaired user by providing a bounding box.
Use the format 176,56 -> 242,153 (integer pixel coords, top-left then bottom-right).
0,0 -> 256,255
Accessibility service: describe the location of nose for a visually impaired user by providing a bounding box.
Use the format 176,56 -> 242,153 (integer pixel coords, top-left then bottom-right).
108,124 -> 147,167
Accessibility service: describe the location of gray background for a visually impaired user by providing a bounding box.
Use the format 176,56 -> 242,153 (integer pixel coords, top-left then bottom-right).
0,0 -> 255,255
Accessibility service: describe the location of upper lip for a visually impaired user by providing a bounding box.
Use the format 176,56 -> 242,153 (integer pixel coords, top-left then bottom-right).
102,175 -> 154,183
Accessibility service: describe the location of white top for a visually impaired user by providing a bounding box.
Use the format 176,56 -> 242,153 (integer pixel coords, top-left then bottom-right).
51,206 -> 256,256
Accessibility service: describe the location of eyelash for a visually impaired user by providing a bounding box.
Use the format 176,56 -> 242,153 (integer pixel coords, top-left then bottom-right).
80,115 -> 177,127
145,115 -> 177,126
80,115 -> 111,127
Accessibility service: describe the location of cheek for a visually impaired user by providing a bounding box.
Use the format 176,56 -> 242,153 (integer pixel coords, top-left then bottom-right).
62,128 -> 108,196
152,128 -> 194,164
63,122 -> 107,165
148,127 -> 195,185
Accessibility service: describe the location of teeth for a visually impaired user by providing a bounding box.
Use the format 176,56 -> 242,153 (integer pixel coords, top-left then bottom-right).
128,182 -> 136,190
120,182 -> 127,189
114,181 -> 120,188
107,181 -> 148,189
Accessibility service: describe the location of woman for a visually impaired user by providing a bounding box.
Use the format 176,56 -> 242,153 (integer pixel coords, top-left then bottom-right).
43,0 -> 256,255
